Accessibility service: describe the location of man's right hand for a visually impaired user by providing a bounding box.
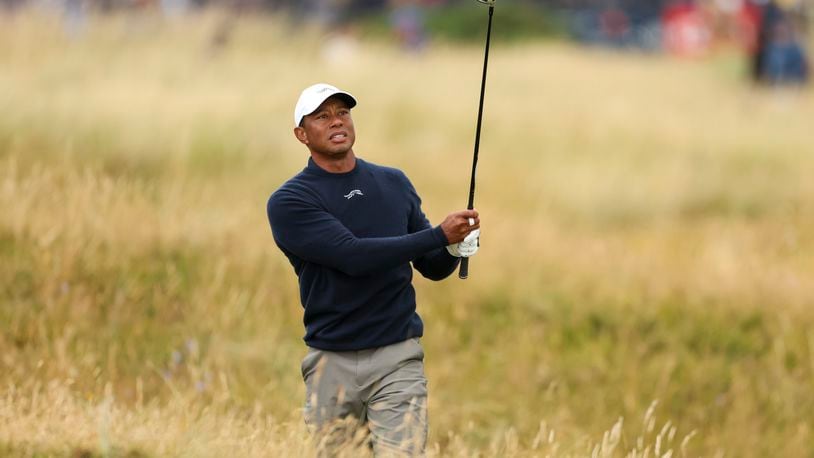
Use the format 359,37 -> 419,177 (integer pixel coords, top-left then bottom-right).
440,209 -> 480,244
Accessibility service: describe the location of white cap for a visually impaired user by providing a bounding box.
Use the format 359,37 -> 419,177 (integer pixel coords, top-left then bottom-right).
294,83 -> 357,127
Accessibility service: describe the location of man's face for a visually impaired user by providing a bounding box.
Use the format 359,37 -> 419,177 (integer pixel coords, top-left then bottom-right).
294,96 -> 356,158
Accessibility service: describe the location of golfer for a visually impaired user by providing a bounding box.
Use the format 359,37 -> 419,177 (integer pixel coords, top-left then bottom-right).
266,83 -> 481,455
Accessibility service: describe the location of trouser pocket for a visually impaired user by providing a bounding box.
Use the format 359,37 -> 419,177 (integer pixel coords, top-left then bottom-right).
301,348 -> 322,382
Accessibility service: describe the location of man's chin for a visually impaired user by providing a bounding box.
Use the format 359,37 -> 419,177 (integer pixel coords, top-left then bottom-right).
314,148 -> 354,160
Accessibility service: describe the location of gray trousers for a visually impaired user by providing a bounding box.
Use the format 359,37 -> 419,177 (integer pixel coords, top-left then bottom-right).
300,338 -> 428,456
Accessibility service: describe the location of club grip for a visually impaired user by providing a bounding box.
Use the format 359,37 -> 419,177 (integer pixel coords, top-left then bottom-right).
458,257 -> 469,279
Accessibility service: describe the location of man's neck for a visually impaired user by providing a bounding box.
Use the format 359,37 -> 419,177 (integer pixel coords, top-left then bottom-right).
310,151 -> 357,174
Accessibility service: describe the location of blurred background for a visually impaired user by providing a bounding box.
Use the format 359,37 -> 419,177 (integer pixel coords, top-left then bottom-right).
1,0 -> 813,457
1,0 -> 811,84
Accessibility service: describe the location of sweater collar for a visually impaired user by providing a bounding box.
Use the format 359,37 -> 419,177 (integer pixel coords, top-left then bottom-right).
305,157 -> 363,177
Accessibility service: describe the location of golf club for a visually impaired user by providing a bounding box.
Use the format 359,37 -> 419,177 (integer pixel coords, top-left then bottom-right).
459,0 -> 495,280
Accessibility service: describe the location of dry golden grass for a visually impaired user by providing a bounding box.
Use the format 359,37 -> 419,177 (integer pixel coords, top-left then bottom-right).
2,10 -> 814,457
1,380 -> 694,457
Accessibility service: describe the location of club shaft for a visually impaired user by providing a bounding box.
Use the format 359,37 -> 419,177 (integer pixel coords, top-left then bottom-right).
459,4 -> 493,280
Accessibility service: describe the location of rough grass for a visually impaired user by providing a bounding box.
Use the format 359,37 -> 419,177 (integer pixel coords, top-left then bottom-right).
2,10 -> 814,457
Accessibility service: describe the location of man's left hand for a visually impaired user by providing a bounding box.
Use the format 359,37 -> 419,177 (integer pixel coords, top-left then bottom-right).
446,229 -> 480,258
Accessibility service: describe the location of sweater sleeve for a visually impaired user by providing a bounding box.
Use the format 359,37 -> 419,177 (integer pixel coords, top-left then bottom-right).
267,189 -> 449,277
402,174 -> 460,281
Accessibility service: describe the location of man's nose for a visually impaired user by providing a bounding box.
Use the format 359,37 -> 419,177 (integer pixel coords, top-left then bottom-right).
329,113 -> 343,127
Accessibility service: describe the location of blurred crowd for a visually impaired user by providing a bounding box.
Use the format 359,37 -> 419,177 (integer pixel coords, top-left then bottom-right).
564,0 -> 809,85
1,0 -> 808,85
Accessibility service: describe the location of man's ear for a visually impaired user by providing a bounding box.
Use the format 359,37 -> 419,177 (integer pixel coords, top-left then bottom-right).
294,126 -> 309,145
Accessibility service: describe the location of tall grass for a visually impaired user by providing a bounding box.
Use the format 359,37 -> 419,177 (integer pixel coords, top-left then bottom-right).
2,11 -> 814,456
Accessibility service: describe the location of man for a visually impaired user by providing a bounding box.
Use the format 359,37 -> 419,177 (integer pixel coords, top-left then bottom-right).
266,83 -> 480,455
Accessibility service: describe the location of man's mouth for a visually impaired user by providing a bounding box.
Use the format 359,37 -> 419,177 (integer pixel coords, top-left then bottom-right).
329,132 -> 348,142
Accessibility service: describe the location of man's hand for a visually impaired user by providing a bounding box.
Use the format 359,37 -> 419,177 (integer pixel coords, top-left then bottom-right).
440,209 -> 480,244
446,229 -> 480,258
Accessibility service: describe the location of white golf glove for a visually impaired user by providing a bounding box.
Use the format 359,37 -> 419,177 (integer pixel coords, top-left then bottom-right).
446,229 -> 480,258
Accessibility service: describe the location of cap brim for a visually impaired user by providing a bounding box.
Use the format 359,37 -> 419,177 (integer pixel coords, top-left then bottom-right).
305,92 -> 357,116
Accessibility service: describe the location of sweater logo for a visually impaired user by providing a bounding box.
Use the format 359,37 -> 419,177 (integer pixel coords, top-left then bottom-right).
344,189 -> 364,200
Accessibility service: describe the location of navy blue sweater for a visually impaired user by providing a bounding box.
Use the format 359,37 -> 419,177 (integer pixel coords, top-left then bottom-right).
267,157 -> 459,351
